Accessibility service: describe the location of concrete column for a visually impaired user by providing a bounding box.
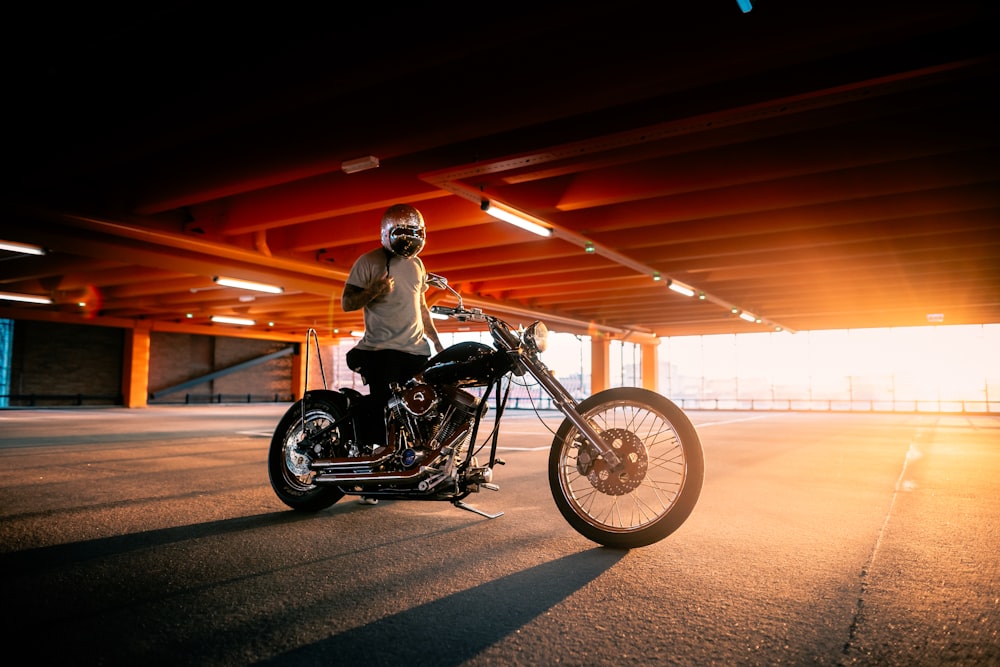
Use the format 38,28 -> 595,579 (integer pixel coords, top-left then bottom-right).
590,334 -> 611,393
641,341 -> 659,391
121,325 -> 151,408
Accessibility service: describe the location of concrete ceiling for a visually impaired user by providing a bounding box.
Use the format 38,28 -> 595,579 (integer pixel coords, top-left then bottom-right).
2,0 -> 998,342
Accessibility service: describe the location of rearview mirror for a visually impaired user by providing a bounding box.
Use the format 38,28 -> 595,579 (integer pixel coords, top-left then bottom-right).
426,272 -> 464,309
426,273 -> 448,289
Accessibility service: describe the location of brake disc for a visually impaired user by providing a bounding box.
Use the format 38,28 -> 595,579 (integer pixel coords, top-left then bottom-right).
586,428 -> 648,495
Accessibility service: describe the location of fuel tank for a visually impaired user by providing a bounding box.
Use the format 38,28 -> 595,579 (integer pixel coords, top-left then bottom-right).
420,341 -> 505,387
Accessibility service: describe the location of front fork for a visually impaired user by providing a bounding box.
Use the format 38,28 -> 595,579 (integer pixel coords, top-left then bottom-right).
524,359 -> 622,470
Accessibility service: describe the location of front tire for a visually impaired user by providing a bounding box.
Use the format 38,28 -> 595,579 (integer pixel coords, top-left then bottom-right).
548,387 -> 704,549
268,398 -> 346,511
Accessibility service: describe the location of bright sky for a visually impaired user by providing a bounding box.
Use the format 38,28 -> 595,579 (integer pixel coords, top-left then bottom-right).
434,323 -> 998,402
542,325 -> 1000,401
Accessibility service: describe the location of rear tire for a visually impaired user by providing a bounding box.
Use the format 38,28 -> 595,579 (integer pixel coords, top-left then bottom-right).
268,398 -> 346,511
548,387 -> 704,548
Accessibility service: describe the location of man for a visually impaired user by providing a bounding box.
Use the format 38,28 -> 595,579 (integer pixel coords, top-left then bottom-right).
342,204 -> 443,497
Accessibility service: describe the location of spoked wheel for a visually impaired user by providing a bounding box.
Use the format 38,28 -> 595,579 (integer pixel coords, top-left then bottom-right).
268,397 -> 346,511
548,387 -> 704,549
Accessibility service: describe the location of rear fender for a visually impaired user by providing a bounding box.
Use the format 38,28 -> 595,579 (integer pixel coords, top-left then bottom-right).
302,388 -> 353,412
293,389 -> 362,443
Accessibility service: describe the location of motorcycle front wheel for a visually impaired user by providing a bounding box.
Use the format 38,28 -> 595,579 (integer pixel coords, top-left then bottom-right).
268,397 -> 346,511
548,387 -> 704,549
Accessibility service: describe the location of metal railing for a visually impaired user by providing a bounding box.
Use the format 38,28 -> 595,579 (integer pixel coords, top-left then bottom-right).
1,393 -> 123,407
3,392 -> 997,415
150,393 -> 295,405
673,397 -> 999,414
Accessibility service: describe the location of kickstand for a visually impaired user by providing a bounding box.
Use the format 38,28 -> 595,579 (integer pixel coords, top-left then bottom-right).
454,501 -> 505,519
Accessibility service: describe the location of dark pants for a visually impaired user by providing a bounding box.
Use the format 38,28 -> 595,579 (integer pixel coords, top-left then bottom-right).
345,348 -> 428,445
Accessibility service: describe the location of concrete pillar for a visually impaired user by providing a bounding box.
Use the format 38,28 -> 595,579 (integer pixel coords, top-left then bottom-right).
121,325 -> 150,408
591,334 -> 611,393
641,341 -> 659,391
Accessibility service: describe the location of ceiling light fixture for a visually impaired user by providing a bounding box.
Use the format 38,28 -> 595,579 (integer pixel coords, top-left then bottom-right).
0,291 -> 53,304
0,240 -> 46,255
739,311 -> 757,323
481,200 -> 553,238
667,279 -> 696,297
212,276 -> 284,294
341,155 -> 380,174
210,315 -> 255,326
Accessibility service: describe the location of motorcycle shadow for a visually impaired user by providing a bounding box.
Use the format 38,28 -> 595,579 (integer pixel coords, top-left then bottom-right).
0,509 -> 320,574
257,547 -> 627,667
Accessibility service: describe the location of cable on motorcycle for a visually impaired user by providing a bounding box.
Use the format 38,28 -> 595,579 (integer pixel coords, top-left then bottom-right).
509,371 -> 563,440
471,377 -> 509,468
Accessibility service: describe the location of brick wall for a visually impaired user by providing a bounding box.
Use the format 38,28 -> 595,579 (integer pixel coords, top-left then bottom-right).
5,320 -> 307,406
8,321 -> 124,405
148,332 -> 295,403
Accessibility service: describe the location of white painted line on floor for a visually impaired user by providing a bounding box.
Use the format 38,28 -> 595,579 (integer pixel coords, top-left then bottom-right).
695,415 -> 772,427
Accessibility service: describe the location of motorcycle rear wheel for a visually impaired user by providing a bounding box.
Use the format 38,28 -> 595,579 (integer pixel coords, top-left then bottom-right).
268,397 -> 346,511
548,387 -> 704,549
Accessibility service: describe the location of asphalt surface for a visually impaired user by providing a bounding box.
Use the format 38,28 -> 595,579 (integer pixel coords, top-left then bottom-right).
1,405 -> 997,666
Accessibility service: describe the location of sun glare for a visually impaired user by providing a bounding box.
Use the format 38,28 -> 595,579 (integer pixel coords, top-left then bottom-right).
537,325 -> 998,408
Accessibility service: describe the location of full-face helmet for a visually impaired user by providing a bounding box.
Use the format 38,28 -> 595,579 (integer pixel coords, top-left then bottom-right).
380,204 -> 426,258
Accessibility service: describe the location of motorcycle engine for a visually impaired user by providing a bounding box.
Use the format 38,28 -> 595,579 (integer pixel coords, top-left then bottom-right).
431,386 -> 480,449
387,383 -> 481,468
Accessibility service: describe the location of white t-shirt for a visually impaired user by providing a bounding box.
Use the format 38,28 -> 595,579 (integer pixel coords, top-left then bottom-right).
345,247 -> 431,356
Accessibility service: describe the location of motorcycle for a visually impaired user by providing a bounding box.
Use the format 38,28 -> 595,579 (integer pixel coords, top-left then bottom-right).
268,273 -> 704,548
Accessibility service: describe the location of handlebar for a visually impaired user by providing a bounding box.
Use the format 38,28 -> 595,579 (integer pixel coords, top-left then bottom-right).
431,304 -> 487,323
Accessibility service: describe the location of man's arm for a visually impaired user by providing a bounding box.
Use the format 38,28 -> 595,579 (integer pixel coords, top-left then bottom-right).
420,296 -> 443,353
342,278 -> 392,312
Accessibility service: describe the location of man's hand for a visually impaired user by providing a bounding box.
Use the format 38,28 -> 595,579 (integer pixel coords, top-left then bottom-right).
342,276 -> 394,311
371,275 -> 393,298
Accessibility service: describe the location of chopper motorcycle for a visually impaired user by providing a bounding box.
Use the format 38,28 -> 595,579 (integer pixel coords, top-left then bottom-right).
268,274 -> 704,548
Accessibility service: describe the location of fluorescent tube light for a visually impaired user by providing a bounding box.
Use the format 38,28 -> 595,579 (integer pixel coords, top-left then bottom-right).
341,155 -> 380,174
0,291 -> 53,304
211,315 -> 255,326
667,280 -> 696,297
739,311 -> 757,322
0,240 -> 46,255
481,200 -> 552,238
213,276 -> 283,294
